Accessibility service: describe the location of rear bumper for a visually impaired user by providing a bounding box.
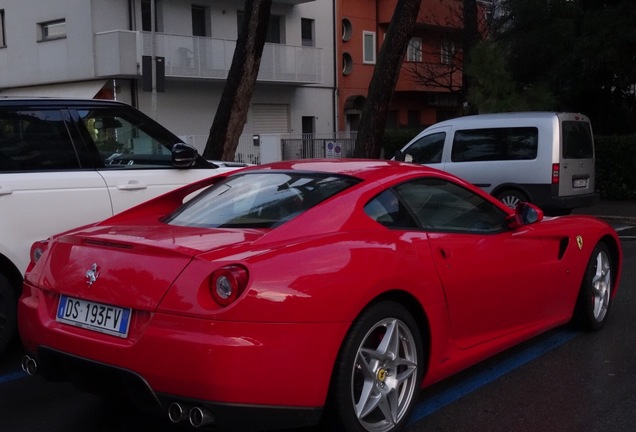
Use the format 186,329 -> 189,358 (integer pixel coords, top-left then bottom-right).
18,283 -> 347,430
35,346 -> 322,431
520,184 -> 600,212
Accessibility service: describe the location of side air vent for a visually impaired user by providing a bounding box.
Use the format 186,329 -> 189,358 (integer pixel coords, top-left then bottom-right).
558,237 -> 569,260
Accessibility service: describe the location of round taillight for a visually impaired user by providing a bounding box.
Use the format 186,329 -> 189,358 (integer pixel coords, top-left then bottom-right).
210,265 -> 248,307
30,240 -> 49,264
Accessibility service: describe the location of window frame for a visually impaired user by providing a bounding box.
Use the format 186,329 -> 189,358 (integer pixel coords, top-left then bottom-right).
440,40 -> 455,66
362,31 -> 376,64
38,19 -> 66,42
407,37 -> 422,62
301,18 -> 315,47
0,10 -> 6,48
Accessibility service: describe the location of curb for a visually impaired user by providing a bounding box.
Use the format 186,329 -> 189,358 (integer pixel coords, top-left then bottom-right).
596,215 -> 636,226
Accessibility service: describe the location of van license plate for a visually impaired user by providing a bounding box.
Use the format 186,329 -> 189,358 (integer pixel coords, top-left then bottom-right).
573,178 -> 588,188
56,295 -> 131,338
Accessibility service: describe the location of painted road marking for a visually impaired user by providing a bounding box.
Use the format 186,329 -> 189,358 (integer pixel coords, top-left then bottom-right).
409,329 -> 579,423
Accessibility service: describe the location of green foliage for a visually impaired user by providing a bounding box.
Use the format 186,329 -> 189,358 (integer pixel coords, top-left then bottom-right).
381,128 -> 423,159
492,0 -> 636,134
595,135 -> 636,200
465,42 -> 556,113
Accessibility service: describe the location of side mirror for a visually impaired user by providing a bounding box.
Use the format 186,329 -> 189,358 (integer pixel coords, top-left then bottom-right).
507,202 -> 544,229
172,143 -> 198,168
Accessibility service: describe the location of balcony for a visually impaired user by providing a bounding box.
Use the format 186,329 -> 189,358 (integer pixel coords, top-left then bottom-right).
94,31 -> 323,85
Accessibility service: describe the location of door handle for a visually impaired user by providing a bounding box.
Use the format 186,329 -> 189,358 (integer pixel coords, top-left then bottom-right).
0,187 -> 13,196
116,181 -> 147,191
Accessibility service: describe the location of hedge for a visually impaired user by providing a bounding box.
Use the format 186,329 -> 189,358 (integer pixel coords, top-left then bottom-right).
595,135 -> 636,200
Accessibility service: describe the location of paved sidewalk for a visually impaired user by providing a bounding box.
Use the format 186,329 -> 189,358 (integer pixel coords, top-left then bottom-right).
572,200 -> 636,225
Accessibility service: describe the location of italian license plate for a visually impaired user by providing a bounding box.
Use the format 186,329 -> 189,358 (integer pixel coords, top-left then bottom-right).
573,178 -> 588,188
56,295 -> 131,338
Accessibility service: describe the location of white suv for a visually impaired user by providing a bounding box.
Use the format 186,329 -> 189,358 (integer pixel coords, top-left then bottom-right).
0,98 -> 242,354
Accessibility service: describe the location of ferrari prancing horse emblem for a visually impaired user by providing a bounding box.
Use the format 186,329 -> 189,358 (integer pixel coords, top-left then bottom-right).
576,235 -> 583,250
85,263 -> 99,287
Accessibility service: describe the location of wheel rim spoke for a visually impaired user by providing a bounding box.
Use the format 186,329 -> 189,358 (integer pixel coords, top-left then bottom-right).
591,251 -> 611,320
352,318 -> 419,431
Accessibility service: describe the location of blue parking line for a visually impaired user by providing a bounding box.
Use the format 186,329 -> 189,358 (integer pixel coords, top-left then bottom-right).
409,329 -> 579,423
0,369 -> 27,384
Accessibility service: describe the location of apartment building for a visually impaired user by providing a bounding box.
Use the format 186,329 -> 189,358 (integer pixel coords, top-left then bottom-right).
0,0 -> 334,160
336,0 -> 490,132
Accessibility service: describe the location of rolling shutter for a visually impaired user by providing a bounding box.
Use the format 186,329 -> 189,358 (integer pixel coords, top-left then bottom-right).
252,104 -> 290,133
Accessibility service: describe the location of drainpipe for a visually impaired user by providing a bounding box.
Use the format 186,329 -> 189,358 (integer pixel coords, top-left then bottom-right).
333,0 -> 338,134
150,0 -> 157,119
128,0 -> 139,108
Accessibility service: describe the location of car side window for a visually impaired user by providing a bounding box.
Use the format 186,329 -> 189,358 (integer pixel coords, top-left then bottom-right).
0,109 -> 80,171
364,189 -> 417,229
394,178 -> 507,234
404,132 -> 445,164
77,109 -> 174,169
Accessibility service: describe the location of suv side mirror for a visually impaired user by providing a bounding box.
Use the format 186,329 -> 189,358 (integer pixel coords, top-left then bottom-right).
506,202 -> 544,229
172,143 -> 198,168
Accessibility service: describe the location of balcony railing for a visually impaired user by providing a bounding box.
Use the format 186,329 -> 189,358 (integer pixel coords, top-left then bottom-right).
94,30 -> 323,85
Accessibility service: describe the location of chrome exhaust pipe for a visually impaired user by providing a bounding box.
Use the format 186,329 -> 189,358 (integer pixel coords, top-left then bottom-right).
189,406 -> 214,428
167,402 -> 190,423
21,355 -> 38,375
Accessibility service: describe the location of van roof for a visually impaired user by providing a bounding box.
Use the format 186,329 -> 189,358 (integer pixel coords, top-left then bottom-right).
430,112 -> 589,128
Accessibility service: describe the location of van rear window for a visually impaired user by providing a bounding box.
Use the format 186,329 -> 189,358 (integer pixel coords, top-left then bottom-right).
451,127 -> 538,162
562,121 -> 593,159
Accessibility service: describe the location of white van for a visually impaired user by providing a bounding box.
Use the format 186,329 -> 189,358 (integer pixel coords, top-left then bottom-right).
396,112 -> 599,214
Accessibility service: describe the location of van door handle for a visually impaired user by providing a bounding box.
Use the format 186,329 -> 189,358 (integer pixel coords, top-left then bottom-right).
0,186 -> 13,196
116,181 -> 147,191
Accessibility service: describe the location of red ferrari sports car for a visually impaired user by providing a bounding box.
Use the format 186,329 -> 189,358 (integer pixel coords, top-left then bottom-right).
18,159 -> 621,432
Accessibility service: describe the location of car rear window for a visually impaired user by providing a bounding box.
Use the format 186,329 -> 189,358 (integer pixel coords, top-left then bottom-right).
165,171 -> 359,228
562,121 -> 593,159
451,127 -> 538,162
0,109 -> 80,171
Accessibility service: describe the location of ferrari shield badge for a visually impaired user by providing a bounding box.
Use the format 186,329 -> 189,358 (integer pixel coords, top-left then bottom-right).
576,235 -> 584,250
85,263 -> 99,287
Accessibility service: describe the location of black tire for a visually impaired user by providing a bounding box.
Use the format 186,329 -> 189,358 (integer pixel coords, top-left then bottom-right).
326,301 -> 424,432
574,242 -> 613,331
0,274 -> 17,355
495,189 -> 528,210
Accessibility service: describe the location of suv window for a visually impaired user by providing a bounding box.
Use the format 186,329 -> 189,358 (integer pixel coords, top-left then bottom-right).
562,121 -> 593,159
451,127 -> 538,162
0,109 -> 80,171
77,109 -> 176,168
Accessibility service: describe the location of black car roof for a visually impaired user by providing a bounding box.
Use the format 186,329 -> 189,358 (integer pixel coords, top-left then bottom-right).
0,97 -> 129,108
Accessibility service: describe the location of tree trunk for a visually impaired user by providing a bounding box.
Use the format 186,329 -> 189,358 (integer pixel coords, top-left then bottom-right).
203,0 -> 272,161
462,0 -> 479,114
353,0 -> 422,159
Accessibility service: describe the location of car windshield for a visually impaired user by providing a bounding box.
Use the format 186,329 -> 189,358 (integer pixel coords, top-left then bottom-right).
164,171 -> 359,228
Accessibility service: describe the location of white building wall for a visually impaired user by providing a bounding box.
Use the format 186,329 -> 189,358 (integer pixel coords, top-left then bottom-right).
0,0 -> 336,153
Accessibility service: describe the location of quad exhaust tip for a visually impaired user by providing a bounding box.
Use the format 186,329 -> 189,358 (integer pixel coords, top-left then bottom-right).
21,355 -> 38,376
168,402 -> 215,428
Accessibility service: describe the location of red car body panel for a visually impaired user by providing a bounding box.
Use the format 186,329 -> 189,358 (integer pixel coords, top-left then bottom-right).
18,159 -> 622,429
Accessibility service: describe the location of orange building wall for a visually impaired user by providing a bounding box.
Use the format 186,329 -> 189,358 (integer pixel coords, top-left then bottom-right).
336,0 -> 472,131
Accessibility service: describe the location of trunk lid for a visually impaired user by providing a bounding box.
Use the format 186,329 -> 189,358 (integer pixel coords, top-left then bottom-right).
37,224 -> 265,310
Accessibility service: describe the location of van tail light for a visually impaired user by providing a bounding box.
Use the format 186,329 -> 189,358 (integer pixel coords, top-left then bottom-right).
551,163 -> 560,184
209,265 -> 249,307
